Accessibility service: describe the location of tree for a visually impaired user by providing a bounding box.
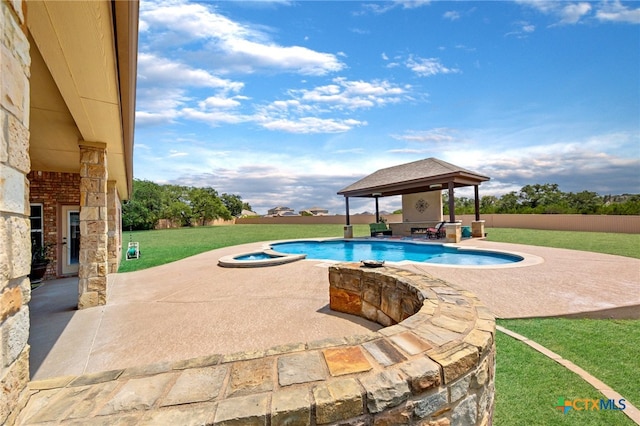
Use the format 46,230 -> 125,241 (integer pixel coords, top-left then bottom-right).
518,183 -> 563,211
480,195 -> 498,214
162,185 -> 192,226
122,180 -> 165,230
221,193 -> 245,217
191,187 -> 231,225
567,191 -> 601,214
496,191 -> 519,213
122,181 -> 246,228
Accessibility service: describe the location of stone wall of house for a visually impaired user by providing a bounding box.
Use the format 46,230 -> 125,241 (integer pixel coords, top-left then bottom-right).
28,171 -> 81,280
0,0 -> 32,423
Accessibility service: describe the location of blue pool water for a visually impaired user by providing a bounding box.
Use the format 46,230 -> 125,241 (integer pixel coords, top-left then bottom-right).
270,240 -> 522,266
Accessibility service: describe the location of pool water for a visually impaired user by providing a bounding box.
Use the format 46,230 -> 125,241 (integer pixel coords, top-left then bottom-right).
271,240 -> 522,266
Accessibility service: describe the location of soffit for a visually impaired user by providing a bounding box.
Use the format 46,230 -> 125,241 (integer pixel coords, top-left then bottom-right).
27,0 -> 130,198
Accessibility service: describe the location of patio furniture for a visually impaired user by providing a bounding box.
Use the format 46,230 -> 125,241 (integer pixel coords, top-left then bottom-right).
426,222 -> 446,239
369,222 -> 392,237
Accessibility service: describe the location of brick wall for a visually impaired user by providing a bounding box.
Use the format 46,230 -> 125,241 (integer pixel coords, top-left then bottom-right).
28,171 -> 81,280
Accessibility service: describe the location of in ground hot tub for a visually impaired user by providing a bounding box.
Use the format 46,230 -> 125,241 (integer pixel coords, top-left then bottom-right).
218,249 -> 306,268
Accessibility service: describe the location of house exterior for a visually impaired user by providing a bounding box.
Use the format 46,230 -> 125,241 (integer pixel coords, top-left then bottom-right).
267,206 -> 296,216
1,0 -> 138,422
299,206 -> 329,216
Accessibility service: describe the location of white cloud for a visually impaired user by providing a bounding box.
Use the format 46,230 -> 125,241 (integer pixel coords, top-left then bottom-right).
395,0 -> 432,9
144,128 -> 639,215
168,150 -> 188,158
516,0 -> 640,25
180,108 -> 247,126
406,56 -> 460,77
596,1 -> 640,24
259,117 -> 366,134
137,53 -> 243,91
359,0 -> 430,15
293,78 -> 409,109
505,21 -> 536,37
443,11 -> 460,21
140,0 -> 344,76
559,2 -> 592,24
391,128 -> 458,143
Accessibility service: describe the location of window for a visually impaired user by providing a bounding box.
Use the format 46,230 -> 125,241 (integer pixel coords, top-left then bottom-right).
30,204 -> 44,252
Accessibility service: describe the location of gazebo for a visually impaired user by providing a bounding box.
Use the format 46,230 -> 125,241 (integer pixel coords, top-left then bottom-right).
337,157 -> 490,240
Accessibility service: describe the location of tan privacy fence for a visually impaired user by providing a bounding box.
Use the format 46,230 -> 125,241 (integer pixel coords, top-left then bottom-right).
455,214 -> 640,234
237,214 -> 640,234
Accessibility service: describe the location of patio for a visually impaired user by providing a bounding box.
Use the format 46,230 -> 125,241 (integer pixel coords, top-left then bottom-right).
29,239 -> 640,381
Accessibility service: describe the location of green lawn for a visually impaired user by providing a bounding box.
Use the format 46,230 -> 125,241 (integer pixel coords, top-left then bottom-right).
486,227 -> 640,259
119,224 -> 369,273
118,224 -> 639,423
494,331 -> 635,426
497,318 -> 640,410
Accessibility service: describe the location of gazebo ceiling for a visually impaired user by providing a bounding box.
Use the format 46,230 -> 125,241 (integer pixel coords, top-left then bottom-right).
338,157 -> 490,198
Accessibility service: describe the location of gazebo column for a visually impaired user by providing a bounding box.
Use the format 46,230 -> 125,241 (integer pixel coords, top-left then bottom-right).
447,182 -> 456,223
343,197 -> 353,238
472,184 -> 485,238
78,142 -> 109,309
374,195 -> 380,223
445,182 -> 461,242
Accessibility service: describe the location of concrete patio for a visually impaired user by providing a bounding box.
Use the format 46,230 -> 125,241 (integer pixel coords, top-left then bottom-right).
14,239 -> 639,425
29,239 -> 639,382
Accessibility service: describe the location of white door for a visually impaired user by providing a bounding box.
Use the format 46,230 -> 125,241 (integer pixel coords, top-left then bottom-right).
61,206 -> 80,275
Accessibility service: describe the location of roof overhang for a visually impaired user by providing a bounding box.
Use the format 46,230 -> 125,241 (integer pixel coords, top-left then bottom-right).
338,158 -> 490,198
27,0 -> 138,199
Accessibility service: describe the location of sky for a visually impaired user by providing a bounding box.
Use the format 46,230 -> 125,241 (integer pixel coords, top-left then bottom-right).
134,0 -> 640,215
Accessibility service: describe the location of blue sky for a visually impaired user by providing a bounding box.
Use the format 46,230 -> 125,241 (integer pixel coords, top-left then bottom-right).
134,0 -> 640,215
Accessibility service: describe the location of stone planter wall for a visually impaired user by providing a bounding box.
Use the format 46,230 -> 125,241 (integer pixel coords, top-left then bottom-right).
21,263 -> 495,425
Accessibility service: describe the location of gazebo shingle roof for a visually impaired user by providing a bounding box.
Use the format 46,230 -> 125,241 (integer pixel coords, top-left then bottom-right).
338,157 -> 489,198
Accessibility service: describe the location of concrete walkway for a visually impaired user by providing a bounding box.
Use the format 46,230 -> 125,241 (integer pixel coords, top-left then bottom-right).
18,239 -> 639,424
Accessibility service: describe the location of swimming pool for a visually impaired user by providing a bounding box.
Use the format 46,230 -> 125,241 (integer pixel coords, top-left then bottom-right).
270,240 -> 523,266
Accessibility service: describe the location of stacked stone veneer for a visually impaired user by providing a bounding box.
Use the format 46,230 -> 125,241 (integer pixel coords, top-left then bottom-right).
106,180 -> 122,274
27,172 -> 81,280
18,264 -> 495,425
78,142 -> 109,309
1,0 -> 31,424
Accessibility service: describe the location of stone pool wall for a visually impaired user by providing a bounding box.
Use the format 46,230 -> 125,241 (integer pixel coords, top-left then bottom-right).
19,263 -> 495,425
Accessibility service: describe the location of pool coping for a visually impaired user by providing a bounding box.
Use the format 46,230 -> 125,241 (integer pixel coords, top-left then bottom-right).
220,237 -> 544,270
218,249 -> 306,268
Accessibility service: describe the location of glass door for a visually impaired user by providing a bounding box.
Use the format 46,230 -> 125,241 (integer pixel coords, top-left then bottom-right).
61,206 -> 80,275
